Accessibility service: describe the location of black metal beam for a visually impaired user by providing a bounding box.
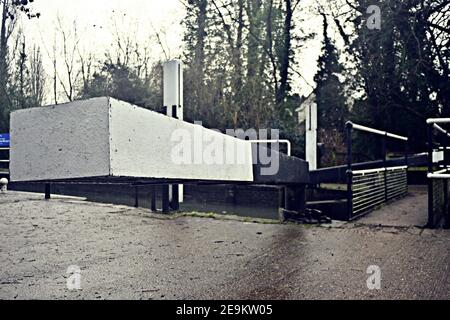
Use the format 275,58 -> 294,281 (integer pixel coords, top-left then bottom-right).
19,150 -> 310,187
252,145 -> 309,185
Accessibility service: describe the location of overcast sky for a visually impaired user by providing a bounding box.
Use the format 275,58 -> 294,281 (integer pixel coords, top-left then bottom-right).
21,0 -> 325,102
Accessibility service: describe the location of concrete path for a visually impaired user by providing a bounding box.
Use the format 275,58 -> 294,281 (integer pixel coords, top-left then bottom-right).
0,191 -> 449,300
358,186 -> 429,228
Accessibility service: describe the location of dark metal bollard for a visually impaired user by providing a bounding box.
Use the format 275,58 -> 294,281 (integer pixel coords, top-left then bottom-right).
170,185 -> 180,211
162,185 -> 170,214
45,183 -> 51,200
134,186 -> 139,208
150,186 -> 157,212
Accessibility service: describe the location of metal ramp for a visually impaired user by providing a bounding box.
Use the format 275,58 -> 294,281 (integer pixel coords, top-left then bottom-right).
308,122 -> 428,222
357,186 -> 428,228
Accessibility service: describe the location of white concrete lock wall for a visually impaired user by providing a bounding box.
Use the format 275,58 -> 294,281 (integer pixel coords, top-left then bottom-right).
10,97 -> 254,183
10,97 -> 111,182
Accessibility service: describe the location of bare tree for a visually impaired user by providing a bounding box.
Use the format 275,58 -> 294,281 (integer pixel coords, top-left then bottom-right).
55,16 -> 81,102
29,45 -> 45,107
51,32 -> 58,104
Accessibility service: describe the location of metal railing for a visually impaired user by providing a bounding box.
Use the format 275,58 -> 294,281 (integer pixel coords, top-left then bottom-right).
0,147 -> 9,175
351,166 -> 408,217
346,122 -> 409,220
426,118 -> 450,228
350,123 -> 408,141
248,140 -> 292,156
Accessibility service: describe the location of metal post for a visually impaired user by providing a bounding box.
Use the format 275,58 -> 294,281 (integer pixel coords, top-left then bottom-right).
134,186 -> 139,208
279,187 -> 286,222
444,177 -> 449,228
383,133 -> 388,202
170,185 -> 180,211
284,185 -> 306,213
404,140 -> 409,167
445,135 -> 450,229
163,60 -> 184,213
45,183 -> 51,200
346,122 -> 353,221
162,185 -> 170,214
427,124 -> 434,228
305,100 -> 318,170
151,186 -> 157,212
404,140 -> 409,190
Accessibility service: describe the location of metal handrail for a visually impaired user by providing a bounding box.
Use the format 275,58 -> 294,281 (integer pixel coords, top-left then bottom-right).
427,118 -> 450,125
353,166 -> 408,176
346,121 -> 408,141
248,140 -> 292,156
431,123 -> 450,137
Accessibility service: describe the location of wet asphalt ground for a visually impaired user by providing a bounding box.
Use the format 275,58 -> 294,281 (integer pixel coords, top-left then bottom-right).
0,191 -> 449,300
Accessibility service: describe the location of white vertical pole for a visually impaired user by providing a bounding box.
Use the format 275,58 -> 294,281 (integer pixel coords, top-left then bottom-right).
164,60 -> 184,120
305,100 -> 318,170
163,60 -> 184,203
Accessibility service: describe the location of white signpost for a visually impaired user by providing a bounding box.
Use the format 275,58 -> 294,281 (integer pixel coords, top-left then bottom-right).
305,99 -> 318,170
164,60 -> 184,206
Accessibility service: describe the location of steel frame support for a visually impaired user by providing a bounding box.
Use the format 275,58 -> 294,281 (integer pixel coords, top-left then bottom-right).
151,186 -> 157,212
45,183 -> 51,200
134,186 -> 139,208
280,185 -> 307,222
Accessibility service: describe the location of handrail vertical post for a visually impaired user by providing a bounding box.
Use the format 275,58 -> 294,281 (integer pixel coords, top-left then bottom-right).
404,140 -> 408,167
383,133 -> 388,202
445,133 -> 450,228
427,123 -> 434,227
346,122 -> 353,221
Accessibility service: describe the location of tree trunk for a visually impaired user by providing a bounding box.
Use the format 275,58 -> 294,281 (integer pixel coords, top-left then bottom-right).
276,0 -> 293,107
0,0 -> 9,96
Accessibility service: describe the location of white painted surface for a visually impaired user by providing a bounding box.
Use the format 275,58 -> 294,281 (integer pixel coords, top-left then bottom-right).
164,60 -> 183,120
11,97 -> 254,183
10,97 -> 111,182
109,99 -> 254,181
164,60 -> 184,203
305,97 -> 317,170
433,151 -> 444,164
